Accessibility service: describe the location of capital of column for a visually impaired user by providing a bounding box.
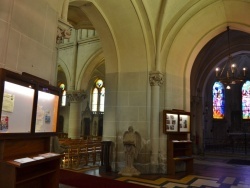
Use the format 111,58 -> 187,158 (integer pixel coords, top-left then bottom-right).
57,19 -> 72,44
149,71 -> 164,86
67,90 -> 86,103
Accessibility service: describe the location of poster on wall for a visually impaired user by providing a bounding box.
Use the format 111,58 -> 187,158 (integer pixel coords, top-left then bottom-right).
2,93 -> 14,113
35,104 -> 44,132
0,115 -> 9,131
165,113 -> 178,132
35,90 -> 59,133
179,114 -> 190,132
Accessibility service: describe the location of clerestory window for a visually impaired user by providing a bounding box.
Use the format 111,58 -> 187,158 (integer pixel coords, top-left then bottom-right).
91,79 -> 105,113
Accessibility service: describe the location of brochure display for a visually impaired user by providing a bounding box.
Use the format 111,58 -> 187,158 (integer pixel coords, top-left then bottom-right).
0,68 -> 61,134
163,109 -> 193,176
0,68 -> 62,188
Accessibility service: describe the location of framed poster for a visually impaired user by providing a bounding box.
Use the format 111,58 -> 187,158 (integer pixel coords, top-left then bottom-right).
165,113 -> 178,132
179,114 -> 190,132
163,110 -> 191,134
1,81 -> 35,133
35,89 -> 59,133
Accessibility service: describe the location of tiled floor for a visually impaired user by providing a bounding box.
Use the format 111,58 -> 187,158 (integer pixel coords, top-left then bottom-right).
60,155 -> 250,188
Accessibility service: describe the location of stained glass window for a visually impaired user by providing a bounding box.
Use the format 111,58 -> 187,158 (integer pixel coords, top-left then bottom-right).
213,82 -> 225,119
242,81 -> 250,119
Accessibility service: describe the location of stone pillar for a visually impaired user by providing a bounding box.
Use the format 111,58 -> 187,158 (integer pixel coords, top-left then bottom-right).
67,90 -> 86,139
61,0 -> 69,21
149,71 -> 163,170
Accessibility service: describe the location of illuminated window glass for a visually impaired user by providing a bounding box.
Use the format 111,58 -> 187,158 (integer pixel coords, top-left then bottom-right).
62,90 -> 66,106
100,87 -> 105,112
59,83 -> 66,106
213,82 -> 225,119
59,83 -> 65,90
91,79 -> 105,113
242,80 -> 250,119
96,79 -> 103,88
92,88 -> 98,112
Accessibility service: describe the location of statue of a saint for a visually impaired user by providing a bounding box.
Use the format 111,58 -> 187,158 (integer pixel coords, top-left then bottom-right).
119,126 -> 141,176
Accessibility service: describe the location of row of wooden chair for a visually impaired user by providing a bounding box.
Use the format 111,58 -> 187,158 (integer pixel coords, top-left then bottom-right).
61,141 -> 102,168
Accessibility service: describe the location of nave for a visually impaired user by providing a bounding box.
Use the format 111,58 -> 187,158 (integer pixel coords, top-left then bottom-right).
59,155 -> 250,188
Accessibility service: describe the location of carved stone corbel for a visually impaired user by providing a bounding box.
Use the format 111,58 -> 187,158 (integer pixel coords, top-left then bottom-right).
66,90 -> 86,103
149,71 -> 164,86
57,19 -> 73,44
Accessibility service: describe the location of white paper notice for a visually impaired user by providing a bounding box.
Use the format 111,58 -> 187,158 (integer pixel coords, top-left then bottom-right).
14,157 -> 35,163
2,93 -> 14,112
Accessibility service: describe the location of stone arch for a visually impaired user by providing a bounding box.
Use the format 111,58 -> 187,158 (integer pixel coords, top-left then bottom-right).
77,49 -> 104,91
57,58 -> 71,89
160,0 -> 250,111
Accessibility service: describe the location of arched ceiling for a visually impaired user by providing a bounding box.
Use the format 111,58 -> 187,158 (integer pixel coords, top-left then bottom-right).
68,3 -> 94,29
66,0 -> 250,108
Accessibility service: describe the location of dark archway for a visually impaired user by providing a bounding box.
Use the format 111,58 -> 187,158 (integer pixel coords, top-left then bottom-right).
191,29 -> 250,155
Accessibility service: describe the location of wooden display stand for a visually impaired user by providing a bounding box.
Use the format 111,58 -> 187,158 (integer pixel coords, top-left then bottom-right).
0,69 -> 62,188
167,134 -> 193,176
163,110 -> 193,176
0,137 -> 62,188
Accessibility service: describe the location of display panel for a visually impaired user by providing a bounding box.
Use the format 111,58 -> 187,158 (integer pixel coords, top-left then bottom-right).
179,114 -> 190,132
35,90 -> 59,132
165,113 -> 178,132
163,110 -> 191,134
1,81 -> 34,133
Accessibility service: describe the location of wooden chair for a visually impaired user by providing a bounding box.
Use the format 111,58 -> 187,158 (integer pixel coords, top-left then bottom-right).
62,144 -> 80,168
87,143 -> 95,165
93,143 -> 102,165
78,144 -> 89,166
86,142 -> 102,165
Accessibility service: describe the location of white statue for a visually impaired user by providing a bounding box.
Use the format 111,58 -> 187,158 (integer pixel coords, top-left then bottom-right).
119,126 -> 141,176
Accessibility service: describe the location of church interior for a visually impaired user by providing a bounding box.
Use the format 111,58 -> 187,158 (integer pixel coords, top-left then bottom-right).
1,0 -> 250,187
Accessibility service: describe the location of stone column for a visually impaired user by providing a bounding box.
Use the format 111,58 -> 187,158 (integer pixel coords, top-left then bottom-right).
61,0 -> 69,21
67,90 -> 86,139
149,71 -> 163,170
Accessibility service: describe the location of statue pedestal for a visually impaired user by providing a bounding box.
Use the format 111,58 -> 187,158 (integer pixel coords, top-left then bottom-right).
118,166 -> 140,176
118,143 -> 141,176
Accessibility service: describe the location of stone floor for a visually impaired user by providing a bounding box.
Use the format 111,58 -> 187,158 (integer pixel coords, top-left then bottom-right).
60,155 -> 250,187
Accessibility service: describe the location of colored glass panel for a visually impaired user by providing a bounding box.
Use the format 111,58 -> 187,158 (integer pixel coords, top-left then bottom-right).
242,81 -> 250,119
213,82 -> 225,119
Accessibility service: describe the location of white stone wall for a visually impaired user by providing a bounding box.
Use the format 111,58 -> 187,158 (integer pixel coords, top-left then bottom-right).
0,0 -> 58,84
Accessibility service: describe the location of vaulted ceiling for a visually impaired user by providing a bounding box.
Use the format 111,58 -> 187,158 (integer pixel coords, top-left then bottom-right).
68,2 -> 94,30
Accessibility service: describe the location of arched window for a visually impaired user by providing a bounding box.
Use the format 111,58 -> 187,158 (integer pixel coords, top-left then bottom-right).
213,82 -> 225,119
59,83 -> 66,106
242,80 -> 250,119
91,79 -> 105,113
